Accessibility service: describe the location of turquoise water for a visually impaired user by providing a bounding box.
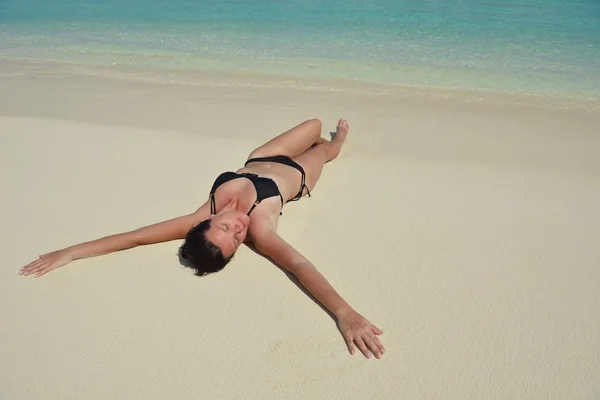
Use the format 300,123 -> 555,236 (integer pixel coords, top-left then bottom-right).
1,0 -> 599,97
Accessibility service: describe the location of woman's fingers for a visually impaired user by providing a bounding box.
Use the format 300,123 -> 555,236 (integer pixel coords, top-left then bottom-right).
21,254 -> 51,271
21,258 -> 44,271
34,268 -> 52,278
20,262 -> 43,275
20,257 -> 52,275
372,325 -> 384,335
354,337 -> 372,359
368,332 -> 386,357
344,331 -> 385,359
23,264 -> 48,276
20,250 -> 72,277
33,264 -> 52,276
343,333 -> 356,355
362,333 -> 383,359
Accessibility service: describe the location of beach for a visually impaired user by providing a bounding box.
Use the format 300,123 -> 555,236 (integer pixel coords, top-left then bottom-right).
1,58 -> 600,399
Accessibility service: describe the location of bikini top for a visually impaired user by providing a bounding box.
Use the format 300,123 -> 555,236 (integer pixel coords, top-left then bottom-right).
209,172 -> 284,216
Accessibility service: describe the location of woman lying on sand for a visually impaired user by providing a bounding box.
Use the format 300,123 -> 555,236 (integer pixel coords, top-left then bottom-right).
20,118 -> 385,359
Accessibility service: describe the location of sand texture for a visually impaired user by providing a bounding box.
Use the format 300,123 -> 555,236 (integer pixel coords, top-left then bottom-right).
2,62 -> 600,399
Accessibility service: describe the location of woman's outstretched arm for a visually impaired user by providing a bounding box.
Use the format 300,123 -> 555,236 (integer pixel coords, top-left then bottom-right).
20,203 -> 210,277
253,230 -> 386,359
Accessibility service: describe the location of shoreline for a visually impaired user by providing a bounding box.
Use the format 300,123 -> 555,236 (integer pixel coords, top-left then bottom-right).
2,58 -> 599,113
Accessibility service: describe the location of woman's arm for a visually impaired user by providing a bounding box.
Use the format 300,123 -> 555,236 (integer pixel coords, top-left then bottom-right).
20,203 -> 210,277
253,230 -> 386,359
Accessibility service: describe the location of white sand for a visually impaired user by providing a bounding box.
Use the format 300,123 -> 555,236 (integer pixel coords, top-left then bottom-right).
1,61 -> 600,399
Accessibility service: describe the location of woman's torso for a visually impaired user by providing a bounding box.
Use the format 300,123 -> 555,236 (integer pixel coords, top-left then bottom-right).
210,159 -> 305,233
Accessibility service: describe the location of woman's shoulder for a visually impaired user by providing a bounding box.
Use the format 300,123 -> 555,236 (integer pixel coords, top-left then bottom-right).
247,213 -> 278,243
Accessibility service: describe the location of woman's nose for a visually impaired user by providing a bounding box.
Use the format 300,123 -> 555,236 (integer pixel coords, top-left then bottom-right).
234,223 -> 244,233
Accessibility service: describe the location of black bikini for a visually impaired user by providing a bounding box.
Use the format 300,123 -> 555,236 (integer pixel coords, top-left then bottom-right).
209,155 -> 311,216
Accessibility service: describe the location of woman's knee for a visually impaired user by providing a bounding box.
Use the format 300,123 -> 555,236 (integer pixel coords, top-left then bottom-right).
305,118 -> 322,132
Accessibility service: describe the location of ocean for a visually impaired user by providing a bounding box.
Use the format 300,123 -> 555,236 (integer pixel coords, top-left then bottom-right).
1,0 -> 599,98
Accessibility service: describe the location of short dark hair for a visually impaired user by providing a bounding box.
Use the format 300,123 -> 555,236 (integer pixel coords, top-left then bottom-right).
179,219 -> 233,276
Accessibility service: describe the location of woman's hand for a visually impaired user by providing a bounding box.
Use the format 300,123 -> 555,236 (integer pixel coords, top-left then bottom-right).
19,250 -> 74,278
337,309 -> 385,359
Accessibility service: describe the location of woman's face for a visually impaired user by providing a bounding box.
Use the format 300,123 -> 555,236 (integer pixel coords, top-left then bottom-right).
204,211 -> 250,257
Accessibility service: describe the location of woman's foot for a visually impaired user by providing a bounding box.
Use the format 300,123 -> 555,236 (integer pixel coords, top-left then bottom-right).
325,119 -> 349,160
333,119 -> 350,143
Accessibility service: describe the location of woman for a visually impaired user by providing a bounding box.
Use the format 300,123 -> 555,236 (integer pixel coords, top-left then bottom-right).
20,118 -> 385,359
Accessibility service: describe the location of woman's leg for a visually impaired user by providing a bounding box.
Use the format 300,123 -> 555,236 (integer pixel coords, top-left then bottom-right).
248,118 -> 322,160
292,119 -> 349,193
